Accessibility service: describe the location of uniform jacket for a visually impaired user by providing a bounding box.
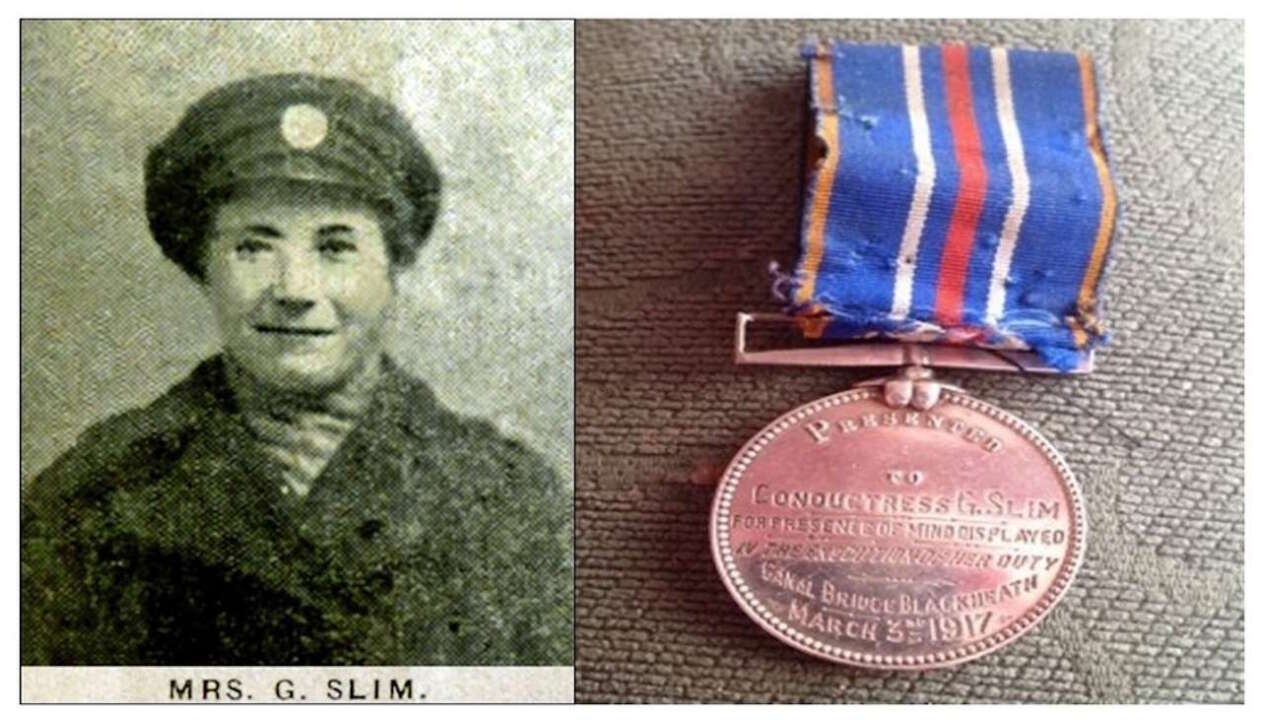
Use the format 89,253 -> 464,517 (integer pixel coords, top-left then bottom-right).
21,355 -> 572,666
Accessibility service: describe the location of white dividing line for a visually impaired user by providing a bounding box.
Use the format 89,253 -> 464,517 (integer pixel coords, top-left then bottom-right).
890,44 -> 937,320
985,47 -> 1031,326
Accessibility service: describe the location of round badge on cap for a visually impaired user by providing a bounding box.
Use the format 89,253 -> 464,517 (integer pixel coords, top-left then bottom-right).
280,103 -> 329,150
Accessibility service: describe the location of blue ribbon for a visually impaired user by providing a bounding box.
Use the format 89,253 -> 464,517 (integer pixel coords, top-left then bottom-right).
791,41 -> 1118,371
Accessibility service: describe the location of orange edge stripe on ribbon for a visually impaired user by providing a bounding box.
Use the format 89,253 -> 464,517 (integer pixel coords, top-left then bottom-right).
1073,53 -> 1117,348
795,46 -> 840,339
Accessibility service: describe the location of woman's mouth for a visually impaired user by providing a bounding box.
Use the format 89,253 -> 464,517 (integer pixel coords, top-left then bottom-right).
253,324 -> 336,336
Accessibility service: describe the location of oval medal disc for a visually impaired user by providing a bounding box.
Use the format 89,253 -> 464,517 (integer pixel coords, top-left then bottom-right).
710,387 -> 1086,669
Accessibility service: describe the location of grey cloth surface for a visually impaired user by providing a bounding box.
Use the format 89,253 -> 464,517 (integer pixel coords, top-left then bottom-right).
576,19 -> 1242,703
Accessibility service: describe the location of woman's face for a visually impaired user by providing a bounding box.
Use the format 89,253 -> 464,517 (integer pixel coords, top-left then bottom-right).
203,189 -> 395,393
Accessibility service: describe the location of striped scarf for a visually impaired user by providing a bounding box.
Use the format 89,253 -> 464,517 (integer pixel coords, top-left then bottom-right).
227,356 -> 382,497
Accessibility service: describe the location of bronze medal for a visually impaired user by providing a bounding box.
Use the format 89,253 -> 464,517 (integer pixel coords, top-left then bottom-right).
710,368 -> 1085,668
710,38 -> 1116,667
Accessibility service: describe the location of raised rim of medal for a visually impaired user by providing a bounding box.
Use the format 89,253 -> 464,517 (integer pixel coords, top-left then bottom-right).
708,386 -> 1087,670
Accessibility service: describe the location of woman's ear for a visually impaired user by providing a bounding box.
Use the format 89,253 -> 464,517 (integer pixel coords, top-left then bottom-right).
193,231 -> 217,292
192,260 -> 212,293
387,238 -> 413,286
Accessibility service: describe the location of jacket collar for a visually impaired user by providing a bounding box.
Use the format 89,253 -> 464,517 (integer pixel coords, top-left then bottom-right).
113,354 -> 449,597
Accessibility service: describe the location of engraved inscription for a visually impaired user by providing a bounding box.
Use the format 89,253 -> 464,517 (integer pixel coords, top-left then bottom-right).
803,409 -> 1004,453
886,469 -> 925,485
712,389 -> 1084,669
749,485 -> 1055,520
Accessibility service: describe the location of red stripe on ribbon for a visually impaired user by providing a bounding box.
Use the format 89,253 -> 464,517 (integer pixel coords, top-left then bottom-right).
934,44 -> 988,328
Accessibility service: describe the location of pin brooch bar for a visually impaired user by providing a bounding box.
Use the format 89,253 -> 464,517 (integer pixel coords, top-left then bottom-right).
734,312 -> 1093,374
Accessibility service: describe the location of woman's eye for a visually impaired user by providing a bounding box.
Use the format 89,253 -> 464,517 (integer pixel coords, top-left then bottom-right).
319,239 -> 358,258
234,239 -> 272,257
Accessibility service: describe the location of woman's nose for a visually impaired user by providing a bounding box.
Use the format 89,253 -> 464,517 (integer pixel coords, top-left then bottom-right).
272,251 -> 321,307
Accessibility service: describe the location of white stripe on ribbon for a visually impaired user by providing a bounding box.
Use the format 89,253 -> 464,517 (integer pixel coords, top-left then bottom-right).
890,45 -> 936,320
985,47 -> 1031,326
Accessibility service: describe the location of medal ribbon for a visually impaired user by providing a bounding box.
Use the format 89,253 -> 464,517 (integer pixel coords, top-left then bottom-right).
791,42 -> 1118,371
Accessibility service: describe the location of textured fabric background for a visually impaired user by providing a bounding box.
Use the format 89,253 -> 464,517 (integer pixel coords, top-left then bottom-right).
576,19 -> 1243,703
21,20 -> 574,483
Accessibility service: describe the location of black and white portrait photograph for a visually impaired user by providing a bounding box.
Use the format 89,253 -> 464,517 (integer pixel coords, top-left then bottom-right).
20,19 -> 573,680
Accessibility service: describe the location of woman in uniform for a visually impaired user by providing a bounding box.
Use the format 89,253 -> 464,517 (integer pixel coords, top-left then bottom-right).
21,74 -> 572,666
